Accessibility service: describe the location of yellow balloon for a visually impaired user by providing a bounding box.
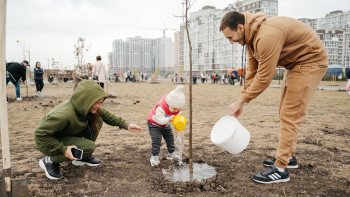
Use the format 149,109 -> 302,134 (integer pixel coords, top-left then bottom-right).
172,115 -> 187,131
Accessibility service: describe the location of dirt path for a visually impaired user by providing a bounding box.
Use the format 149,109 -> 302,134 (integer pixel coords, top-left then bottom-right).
2,80 -> 350,196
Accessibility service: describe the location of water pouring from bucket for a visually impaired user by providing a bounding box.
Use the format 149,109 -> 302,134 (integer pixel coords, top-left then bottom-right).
210,116 -> 250,154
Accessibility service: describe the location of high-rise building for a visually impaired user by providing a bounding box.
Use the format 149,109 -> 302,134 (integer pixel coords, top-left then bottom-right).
299,10 -> 350,67
298,18 -> 317,30
174,31 -> 181,74
317,10 -> 350,30
111,36 -> 174,74
180,0 -> 278,74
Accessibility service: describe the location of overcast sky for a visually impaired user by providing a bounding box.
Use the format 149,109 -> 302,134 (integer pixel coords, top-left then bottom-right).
5,0 -> 350,70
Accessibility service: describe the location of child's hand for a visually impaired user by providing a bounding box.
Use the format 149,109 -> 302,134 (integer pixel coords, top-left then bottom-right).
169,115 -> 175,122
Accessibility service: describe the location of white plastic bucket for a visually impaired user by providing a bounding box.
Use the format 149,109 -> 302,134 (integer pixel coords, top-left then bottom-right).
210,116 -> 250,154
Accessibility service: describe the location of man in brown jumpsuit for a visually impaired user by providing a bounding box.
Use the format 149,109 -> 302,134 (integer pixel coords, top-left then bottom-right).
220,11 -> 328,184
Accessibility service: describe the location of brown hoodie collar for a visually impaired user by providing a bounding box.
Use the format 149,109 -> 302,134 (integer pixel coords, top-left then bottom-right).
243,12 -> 267,45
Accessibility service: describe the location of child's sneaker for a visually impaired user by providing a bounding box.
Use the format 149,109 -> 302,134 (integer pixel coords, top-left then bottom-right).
263,156 -> 298,168
167,152 -> 180,160
150,155 -> 160,167
252,165 -> 290,184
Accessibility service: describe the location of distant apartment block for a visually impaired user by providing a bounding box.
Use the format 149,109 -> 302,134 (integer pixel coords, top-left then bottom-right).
111,36 -> 174,74
179,0 -> 278,74
174,31 -> 181,74
299,10 -> 350,67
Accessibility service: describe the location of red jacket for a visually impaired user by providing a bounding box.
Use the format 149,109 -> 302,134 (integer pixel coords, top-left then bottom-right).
147,94 -> 180,127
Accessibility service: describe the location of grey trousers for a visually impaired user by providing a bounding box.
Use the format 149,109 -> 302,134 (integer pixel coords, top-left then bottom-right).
147,122 -> 175,156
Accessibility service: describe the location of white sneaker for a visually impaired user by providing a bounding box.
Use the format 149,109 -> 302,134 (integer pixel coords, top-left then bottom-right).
150,155 -> 160,167
16,97 -> 23,101
167,152 -> 180,160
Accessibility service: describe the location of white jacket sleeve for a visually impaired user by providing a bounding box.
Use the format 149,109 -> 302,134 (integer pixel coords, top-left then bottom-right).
152,106 -> 170,126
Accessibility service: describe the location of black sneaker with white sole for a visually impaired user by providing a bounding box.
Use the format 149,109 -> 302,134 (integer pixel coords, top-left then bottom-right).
39,157 -> 63,179
72,155 -> 101,166
252,165 -> 290,184
263,156 -> 298,168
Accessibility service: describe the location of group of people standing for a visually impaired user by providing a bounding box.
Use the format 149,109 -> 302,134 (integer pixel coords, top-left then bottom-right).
205,72 -> 240,85
6,55 -> 108,101
6,60 -> 44,101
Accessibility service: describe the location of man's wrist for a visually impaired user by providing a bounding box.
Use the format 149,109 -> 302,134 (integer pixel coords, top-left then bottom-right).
237,97 -> 245,105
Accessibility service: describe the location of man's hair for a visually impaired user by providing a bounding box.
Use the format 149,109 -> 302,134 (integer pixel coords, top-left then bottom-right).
96,56 -> 101,60
220,11 -> 245,31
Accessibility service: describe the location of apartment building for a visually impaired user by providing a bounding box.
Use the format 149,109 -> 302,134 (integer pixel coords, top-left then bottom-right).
179,0 -> 278,74
111,36 -> 174,74
174,31 -> 181,74
300,10 -> 350,67
317,10 -> 350,30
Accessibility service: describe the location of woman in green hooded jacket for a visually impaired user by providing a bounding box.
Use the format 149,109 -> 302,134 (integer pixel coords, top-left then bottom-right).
35,80 -> 142,179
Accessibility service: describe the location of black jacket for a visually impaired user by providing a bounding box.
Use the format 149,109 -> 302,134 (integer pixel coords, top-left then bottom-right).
34,67 -> 44,80
6,62 -> 27,82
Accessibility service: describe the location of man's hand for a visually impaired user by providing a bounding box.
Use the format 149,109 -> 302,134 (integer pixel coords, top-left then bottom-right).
64,145 -> 78,160
128,124 -> 142,133
229,98 -> 245,117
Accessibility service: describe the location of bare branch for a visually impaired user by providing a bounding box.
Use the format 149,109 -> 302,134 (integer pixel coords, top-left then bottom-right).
73,38 -> 90,67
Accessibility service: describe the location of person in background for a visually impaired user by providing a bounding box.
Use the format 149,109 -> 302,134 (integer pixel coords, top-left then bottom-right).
35,80 -> 142,179
220,11 -> 328,184
213,72 -> 217,84
34,62 -> 44,93
201,72 -> 205,83
221,73 -> 226,84
6,60 -> 29,101
147,85 -> 185,167
92,56 -> 108,89
72,63 -> 91,91
346,69 -> 350,92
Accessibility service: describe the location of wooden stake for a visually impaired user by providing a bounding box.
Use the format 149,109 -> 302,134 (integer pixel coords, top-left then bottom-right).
0,0 -> 12,191
185,0 -> 193,174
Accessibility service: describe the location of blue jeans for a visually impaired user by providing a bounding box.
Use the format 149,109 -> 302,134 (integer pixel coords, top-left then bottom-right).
6,78 -> 21,99
15,81 -> 21,98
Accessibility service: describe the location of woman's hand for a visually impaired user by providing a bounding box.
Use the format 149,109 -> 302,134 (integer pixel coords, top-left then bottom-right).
64,145 -> 78,160
128,124 -> 142,133
229,98 -> 245,117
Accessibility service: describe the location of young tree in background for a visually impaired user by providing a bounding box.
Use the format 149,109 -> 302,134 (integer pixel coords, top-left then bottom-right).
72,38 -> 91,90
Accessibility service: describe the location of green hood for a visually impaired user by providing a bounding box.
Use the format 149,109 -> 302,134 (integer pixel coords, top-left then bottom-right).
71,80 -> 108,117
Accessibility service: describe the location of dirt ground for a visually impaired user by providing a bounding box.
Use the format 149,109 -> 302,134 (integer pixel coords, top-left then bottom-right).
2,79 -> 350,196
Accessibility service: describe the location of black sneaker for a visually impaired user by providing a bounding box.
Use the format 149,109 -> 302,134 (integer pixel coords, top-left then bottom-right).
39,157 -> 63,179
263,156 -> 298,168
252,165 -> 290,184
72,155 -> 101,166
